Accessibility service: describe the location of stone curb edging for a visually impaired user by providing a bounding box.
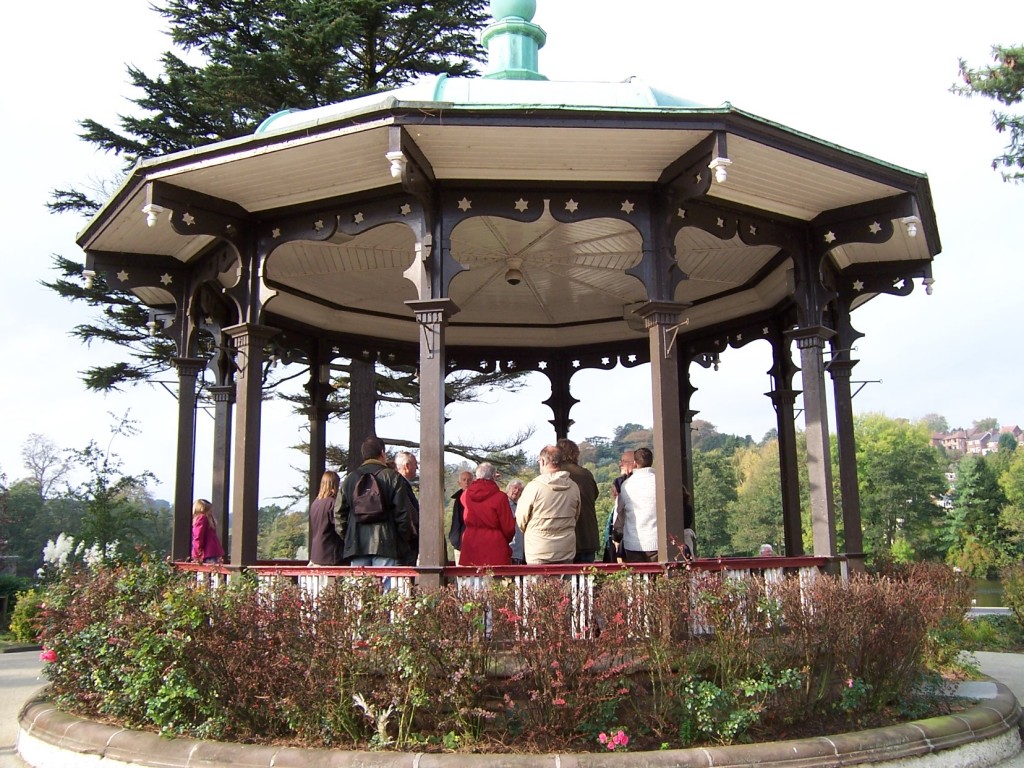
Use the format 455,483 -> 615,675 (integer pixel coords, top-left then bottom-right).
16,682 -> 1024,768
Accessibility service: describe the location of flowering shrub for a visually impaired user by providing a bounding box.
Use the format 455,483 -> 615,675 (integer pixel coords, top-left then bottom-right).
35,561 -> 965,753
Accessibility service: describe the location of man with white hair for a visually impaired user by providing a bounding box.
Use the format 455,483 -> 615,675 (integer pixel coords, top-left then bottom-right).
506,479 -> 526,564
395,451 -> 419,566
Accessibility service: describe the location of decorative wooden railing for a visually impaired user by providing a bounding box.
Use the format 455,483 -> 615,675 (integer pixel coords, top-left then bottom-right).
175,556 -> 831,634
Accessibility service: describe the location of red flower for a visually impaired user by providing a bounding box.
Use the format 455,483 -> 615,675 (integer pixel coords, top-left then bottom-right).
39,648 -> 57,663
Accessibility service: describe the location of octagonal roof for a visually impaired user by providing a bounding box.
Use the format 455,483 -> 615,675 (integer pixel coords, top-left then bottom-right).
78,1 -> 938,353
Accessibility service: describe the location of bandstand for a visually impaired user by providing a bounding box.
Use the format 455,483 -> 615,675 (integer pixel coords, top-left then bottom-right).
76,0 -> 940,579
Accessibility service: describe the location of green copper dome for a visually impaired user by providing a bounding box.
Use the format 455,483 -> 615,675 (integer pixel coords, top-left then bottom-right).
490,0 -> 536,21
255,0 -> 703,136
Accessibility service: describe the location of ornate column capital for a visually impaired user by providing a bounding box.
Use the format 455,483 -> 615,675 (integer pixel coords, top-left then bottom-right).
172,356 -> 208,378
208,384 -> 236,404
786,325 -> 835,350
635,300 -> 690,328
405,297 -> 460,324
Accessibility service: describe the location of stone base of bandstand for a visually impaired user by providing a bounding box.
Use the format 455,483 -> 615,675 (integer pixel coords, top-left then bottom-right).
16,680 -> 1023,768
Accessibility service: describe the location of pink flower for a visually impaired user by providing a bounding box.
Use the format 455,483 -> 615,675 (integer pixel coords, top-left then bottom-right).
598,733 -> 608,744
607,743 -> 615,750
552,697 -> 566,706
846,678 -> 854,688
39,648 -> 57,663
616,732 -> 629,747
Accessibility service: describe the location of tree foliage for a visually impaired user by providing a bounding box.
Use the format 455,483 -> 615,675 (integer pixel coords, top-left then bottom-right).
855,414 -> 946,560
954,45 -> 1024,182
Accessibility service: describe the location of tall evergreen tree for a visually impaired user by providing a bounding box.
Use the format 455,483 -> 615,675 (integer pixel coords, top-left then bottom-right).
954,45 -> 1024,183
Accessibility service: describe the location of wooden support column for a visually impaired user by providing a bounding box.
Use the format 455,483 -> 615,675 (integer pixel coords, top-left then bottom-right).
223,323 -> 278,565
767,329 -> 804,556
171,357 -> 206,562
768,388 -> 804,556
207,384 -> 234,556
638,301 -> 688,561
544,356 -> 577,440
788,327 -> 837,557
407,298 -> 459,589
829,358 -> 865,572
306,342 -> 331,504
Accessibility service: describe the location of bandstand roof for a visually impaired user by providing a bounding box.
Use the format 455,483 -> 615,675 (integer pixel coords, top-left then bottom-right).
78,1 -> 939,353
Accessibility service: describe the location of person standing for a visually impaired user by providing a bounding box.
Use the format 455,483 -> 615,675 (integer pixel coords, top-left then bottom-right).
308,471 -> 344,566
191,499 -> 225,564
395,451 -> 420,566
460,463 -> 516,566
506,479 -> 526,564
556,438 -> 600,563
612,447 -> 658,563
515,445 -> 580,565
603,450 -> 636,562
338,436 -> 413,567
447,470 -> 473,564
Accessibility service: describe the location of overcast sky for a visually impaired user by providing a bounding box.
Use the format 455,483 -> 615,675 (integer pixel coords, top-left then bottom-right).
2,1 -> 1022,507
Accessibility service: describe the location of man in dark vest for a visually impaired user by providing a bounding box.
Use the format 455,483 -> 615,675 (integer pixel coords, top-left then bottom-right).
557,438 -> 600,563
339,436 -> 413,566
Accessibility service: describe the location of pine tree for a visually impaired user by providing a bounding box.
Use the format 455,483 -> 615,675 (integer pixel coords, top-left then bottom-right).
954,45 -> 1024,182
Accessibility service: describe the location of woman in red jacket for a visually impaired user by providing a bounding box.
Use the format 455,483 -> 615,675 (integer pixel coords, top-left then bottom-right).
459,463 -> 516,566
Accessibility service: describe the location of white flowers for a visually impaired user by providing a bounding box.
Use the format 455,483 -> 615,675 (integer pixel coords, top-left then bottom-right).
38,533 -> 119,577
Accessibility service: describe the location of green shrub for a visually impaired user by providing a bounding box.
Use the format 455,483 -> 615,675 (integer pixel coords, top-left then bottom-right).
35,561 -> 967,752
1002,563 -> 1024,629
9,588 -> 43,642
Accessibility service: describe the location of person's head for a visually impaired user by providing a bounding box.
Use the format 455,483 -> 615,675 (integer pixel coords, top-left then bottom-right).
458,470 -> 473,488
633,447 -> 653,469
476,462 -> 497,481
506,479 -> 524,501
192,498 -> 213,520
395,451 -> 418,481
556,438 -> 580,464
619,451 -> 636,475
538,445 -> 563,473
759,543 -> 775,557
361,435 -> 386,461
316,470 -> 340,499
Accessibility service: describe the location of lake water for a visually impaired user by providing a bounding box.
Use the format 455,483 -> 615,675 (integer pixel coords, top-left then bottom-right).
971,578 -> 1004,608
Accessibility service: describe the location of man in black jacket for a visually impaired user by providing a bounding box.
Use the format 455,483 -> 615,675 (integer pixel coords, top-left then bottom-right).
339,436 -> 413,566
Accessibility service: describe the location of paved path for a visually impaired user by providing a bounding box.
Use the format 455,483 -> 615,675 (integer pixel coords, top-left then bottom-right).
1,649 -> 1023,767
0,650 -> 43,768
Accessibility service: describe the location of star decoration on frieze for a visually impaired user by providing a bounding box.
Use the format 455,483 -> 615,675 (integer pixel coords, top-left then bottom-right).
736,333 -> 743,342
538,361 -> 548,370
762,327 -> 770,335
399,203 -> 412,216
602,357 -> 610,365
572,359 -> 581,368
353,212 -> 365,224
182,212 -> 196,226
117,270 -> 129,282
824,231 -> 837,244
457,197 -> 472,212
749,225 -> 758,236
506,360 -> 517,369
716,217 -> 725,228
852,280 -> 865,292
271,228 -> 281,238
677,208 -> 687,220
514,198 -> 529,212
694,172 -> 702,185
620,200 -> 635,214
868,221 -> 882,235
313,219 -> 325,231
564,199 -> 579,213
160,273 -> 173,285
